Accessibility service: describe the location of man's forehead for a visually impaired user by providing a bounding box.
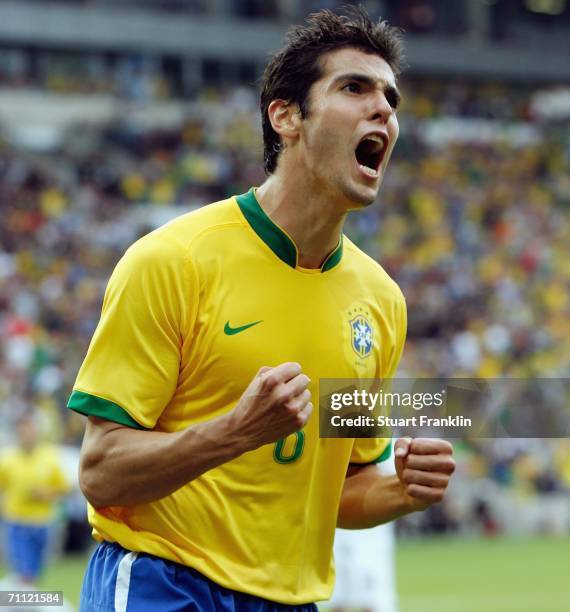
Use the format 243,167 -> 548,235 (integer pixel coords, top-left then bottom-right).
319,47 -> 396,86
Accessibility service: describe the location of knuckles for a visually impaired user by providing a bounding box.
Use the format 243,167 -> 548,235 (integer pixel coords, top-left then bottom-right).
285,403 -> 300,416
443,457 -> 456,474
413,440 -> 454,455
403,469 -> 450,488
408,484 -> 445,503
284,390 -> 311,410
295,413 -> 308,428
429,489 -> 445,503
406,454 -> 456,474
260,373 -> 279,391
278,388 -> 295,404
247,367 -> 315,437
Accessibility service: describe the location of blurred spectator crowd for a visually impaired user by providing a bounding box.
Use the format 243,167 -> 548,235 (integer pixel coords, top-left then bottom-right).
0,75 -> 569,534
16,0 -> 570,42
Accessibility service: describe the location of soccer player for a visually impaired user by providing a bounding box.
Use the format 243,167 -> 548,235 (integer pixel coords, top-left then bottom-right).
69,7 -> 455,611
0,415 -> 70,587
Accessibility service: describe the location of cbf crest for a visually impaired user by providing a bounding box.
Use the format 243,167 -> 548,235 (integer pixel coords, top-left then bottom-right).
348,308 -> 374,358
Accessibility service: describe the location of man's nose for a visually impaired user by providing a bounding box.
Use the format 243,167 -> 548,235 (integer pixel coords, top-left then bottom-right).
369,92 -> 394,124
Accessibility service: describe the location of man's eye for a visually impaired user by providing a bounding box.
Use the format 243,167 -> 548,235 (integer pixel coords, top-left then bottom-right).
343,82 -> 361,94
386,91 -> 400,109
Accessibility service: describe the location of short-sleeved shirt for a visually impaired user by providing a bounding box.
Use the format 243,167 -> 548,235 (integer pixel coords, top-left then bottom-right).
0,444 -> 69,525
68,188 -> 407,604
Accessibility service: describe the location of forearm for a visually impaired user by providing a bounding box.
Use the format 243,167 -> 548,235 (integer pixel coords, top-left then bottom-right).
337,466 -> 414,529
80,362 -> 312,508
80,413 -> 246,508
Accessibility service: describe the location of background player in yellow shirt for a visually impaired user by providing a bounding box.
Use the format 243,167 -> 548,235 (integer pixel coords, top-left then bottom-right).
0,416 -> 70,586
70,7 -> 455,611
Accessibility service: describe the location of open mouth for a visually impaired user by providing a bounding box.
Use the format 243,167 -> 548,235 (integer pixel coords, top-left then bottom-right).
355,134 -> 387,178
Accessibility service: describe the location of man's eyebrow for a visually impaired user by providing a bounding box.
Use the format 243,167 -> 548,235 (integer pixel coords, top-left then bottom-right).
333,73 -> 401,103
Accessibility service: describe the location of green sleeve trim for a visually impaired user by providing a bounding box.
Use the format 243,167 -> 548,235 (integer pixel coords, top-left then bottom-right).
350,440 -> 392,466
371,441 -> 393,464
67,390 -> 147,430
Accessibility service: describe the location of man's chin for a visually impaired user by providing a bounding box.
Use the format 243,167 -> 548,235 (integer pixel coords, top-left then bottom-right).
343,182 -> 379,209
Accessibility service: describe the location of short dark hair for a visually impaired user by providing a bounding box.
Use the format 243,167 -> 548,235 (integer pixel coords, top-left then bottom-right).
260,6 -> 405,174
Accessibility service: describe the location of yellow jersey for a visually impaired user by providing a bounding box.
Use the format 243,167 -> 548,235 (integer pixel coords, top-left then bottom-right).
0,444 -> 69,525
68,188 -> 407,604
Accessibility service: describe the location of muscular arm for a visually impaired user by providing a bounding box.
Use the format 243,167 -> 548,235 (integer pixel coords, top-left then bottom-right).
337,464 -> 413,529
338,438 -> 455,529
79,362 -> 312,508
80,413 -> 241,507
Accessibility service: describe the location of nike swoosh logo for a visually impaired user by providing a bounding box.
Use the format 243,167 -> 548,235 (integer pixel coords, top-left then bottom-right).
224,320 -> 263,335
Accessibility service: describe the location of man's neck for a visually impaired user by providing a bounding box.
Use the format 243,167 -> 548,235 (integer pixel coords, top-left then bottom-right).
256,172 -> 347,269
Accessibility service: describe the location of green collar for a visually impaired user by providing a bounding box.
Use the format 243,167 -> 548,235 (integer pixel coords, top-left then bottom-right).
235,188 -> 343,272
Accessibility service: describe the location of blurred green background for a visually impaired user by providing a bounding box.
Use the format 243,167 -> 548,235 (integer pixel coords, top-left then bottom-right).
3,537 -> 569,612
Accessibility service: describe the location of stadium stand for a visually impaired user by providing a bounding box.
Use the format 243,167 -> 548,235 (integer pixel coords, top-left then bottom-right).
1,73 -> 569,539
1,12 -> 569,612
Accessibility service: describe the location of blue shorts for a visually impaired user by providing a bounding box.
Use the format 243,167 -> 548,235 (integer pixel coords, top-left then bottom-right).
80,541 -> 317,612
4,522 -> 50,580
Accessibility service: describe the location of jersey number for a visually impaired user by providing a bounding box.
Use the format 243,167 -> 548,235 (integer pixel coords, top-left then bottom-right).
273,431 -> 305,464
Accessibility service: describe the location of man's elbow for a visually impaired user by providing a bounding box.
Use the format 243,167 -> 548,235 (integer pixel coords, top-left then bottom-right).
79,416 -> 127,508
79,450 -> 116,508
337,484 -> 368,529
337,512 -> 360,530
337,501 -> 378,530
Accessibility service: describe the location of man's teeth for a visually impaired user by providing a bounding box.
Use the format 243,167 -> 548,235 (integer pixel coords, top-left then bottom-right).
365,135 -> 385,152
359,164 -> 378,177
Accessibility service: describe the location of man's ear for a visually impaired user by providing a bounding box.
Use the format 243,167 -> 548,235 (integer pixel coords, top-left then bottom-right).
267,99 -> 302,143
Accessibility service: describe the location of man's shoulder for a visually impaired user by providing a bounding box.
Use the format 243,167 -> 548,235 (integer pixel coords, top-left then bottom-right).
343,236 -> 405,302
155,195 -> 243,246
123,195 -> 244,266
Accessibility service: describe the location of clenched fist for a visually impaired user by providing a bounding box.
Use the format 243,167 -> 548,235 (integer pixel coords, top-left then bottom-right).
395,437 -> 455,511
229,362 -> 313,452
